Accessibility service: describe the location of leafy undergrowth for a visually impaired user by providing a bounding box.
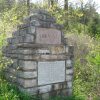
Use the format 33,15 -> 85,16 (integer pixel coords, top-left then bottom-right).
0,77 -> 85,100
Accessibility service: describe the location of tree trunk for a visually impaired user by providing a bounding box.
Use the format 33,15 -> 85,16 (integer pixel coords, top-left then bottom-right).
64,0 -> 69,29
64,0 -> 68,10
27,0 -> 30,15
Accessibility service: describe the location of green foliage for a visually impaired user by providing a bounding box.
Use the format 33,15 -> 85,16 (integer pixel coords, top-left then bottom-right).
88,14 -> 100,36
71,34 -> 100,100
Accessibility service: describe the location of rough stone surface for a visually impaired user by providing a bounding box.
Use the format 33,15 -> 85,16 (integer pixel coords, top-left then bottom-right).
36,28 -> 61,44
17,78 -> 37,88
17,71 -> 37,78
18,60 -> 37,71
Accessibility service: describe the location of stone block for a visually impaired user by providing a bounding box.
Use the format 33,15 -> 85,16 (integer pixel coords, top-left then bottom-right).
18,86 -> 38,95
67,81 -> 72,88
50,46 -> 65,54
36,28 -> 61,44
12,30 -> 20,37
5,67 -> 16,75
17,78 -> 37,88
40,55 -> 66,60
54,84 -> 59,90
27,25 -> 36,34
17,71 -> 37,78
22,34 -> 35,43
42,93 -> 50,100
19,28 -> 27,36
7,38 -> 12,44
67,88 -> 72,96
18,49 -> 35,55
68,46 -> 74,55
66,68 -> 73,75
36,49 -> 50,54
66,60 -> 72,68
18,60 -> 37,71
12,59 -> 18,68
30,20 -> 40,26
38,85 -> 51,93
66,75 -> 73,81
5,72 -> 16,83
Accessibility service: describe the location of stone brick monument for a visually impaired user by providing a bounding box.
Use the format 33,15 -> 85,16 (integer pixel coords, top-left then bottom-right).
3,9 -> 74,99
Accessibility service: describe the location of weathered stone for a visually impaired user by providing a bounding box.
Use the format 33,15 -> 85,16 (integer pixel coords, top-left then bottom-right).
67,88 -> 72,96
38,85 -> 51,93
5,72 -> 16,83
42,93 -> 50,100
27,25 -> 36,34
17,71 -> 37,78
17,78 -> 37,88
67,81 -> 72,88
66,68 -> 73,75
20,34 -> 35,43
12,30 -> 20,37
7,38 -> 12,44
18,60 -> 37,71
18,86 -> 38,95
66,60 -> 72,68
50,46 -> 65,54
68,46 -> 74,55
18,54 -> 66,60
36,49 -> 50,54
12,59 -> 18,68
36,28 -> 61,44
5,67 -> 16,75
54,84 -> 59,90
66,75 -> 73,81
19,28 -> 27,36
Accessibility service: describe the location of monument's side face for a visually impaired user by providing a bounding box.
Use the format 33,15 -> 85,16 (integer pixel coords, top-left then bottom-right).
3,9 -> 74,99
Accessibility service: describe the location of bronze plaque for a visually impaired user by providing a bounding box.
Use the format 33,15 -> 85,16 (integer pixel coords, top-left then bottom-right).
36,28 -> 61,44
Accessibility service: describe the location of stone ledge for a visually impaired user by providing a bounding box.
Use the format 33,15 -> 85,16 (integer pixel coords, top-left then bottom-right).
17,54 -> 67,61
17,71 -> 37,79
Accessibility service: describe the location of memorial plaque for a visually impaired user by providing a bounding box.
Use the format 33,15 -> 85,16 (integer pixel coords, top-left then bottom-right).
38,61 -> 65,85
36,28 -> 61,44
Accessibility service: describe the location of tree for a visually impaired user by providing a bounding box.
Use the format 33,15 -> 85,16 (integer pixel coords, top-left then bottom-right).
27,0 -> 30,15
64,0 -> 68,10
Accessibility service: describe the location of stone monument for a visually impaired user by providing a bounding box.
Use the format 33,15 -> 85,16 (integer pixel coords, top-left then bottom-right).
3,9 -> 74,99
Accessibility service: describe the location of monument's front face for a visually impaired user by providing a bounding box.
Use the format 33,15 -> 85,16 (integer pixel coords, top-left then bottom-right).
3,9 -> 74,99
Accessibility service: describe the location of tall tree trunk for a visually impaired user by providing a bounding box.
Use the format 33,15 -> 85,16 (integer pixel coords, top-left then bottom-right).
64,0 -> 69,29
51,0 -> 54,7
64,0 -> 68,10
27,0 -> 30,15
